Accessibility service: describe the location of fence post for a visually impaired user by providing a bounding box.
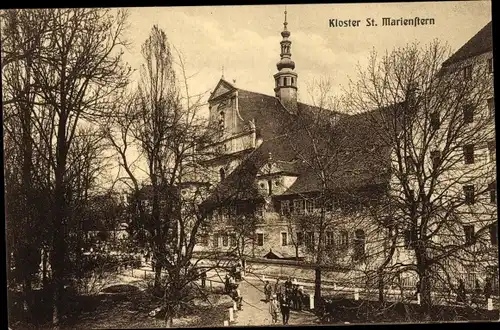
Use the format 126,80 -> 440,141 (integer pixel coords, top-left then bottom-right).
488,298 -> 493,311
233,301 -> 237,310
229,307 -> 234,322
223,320 -> 229,326
354,288 -> 359,301
309,294 -> 314,309
417,293 -> 421,305
131,268 -> 134,277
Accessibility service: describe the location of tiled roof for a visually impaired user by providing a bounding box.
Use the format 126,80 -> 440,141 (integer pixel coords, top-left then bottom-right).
202,88 -> 397,206
442,21 -> 493,67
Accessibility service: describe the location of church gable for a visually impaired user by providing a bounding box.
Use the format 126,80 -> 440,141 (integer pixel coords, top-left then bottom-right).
208,79 -> 237,102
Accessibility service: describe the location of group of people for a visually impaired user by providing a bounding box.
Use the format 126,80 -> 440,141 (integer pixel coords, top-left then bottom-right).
265,277 -> 305,325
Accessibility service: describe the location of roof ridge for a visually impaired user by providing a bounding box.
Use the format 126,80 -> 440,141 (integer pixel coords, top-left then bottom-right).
442,21 -> 492,66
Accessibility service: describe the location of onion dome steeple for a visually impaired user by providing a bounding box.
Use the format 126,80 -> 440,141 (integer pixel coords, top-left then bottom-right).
274,8 -> 298,114
277,9 -> 295,71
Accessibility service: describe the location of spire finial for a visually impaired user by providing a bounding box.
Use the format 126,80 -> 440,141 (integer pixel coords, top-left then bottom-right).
221,65 -> 225,79
284,7 -> 288,30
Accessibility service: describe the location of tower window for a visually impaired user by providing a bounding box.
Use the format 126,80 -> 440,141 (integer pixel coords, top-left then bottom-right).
463,144 -> 474,164
281,232 -> 288,246
284,77 -> 288,86
219,111 -> 225,130
463,104 -> 474,123
488,140 -> 496,162
220,168 -> 225,181
463,225 -> 475,245
463,65 -> 472,80
291,77 -> 295,85
490,222 -> 498,246
405,155 -> 415,174
431,150 -> 441,170
326,231 -> 334,246
430,111 -> 440,130
463,185 -> 475,205
488,98 -> 495,117
256,233 -> 264,246
489,181 -> 496,204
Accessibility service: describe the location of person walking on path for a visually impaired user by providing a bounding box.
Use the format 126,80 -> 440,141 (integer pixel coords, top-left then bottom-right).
280,292 -> 292,325
274,278 -> 283,302
291,284 -> 299,310
233,283 -> 243,310
269,294 -> 280,324
296,285 -> 304,311
264,280 -> 272,303
457,279 -> 467,304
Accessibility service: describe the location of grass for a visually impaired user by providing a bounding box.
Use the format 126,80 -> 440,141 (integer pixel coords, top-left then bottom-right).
8,284 -> 234,329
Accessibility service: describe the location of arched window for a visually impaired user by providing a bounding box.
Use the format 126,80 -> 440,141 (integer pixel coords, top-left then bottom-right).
220,168 -> 225,181
353,229 -> 366,261
219,111 -> 225,130
291,77 -> 295,86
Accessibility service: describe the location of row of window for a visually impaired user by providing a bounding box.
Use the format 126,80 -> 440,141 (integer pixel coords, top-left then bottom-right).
429,97 -> 495,131
275,76 -> 295,88
462,222 -> 498,246
406,182 -> 496,206
403,222 -> 497,249
462,57 -> 493,80
280,199 -> 332,215
405,141 -> 495,174
211,233 -> 238,248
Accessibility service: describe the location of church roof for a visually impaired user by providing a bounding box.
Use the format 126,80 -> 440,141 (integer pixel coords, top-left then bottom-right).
442,21 -> 493,67
202,90 -> 397,206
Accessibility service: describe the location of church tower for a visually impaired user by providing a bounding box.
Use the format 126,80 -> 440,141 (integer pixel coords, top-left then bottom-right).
274,9 -> 298,114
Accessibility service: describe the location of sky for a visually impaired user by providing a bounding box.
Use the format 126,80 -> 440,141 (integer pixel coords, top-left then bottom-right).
106,1 -> 493,188
121,1 -> 492,106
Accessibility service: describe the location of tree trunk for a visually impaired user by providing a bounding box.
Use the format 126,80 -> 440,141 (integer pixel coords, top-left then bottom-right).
377,270 -> 384,303
154,263 -> 163,291
416,243 -> 432,318
42,248 -> 49,289
23,277 -> 33,322
314,267 -> 322,309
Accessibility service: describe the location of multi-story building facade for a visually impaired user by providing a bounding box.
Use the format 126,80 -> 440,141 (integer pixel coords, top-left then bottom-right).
194,16 -> 497,291
195,13 -> 394,268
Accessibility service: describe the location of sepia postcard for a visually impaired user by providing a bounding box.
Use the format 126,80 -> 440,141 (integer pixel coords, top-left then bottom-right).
2,1 -> 497,329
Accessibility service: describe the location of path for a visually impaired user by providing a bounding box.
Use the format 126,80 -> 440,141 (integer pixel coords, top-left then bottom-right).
231,274 -> 319,326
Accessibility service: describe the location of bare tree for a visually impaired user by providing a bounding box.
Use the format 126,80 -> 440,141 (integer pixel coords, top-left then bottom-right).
105,25 -> 225,327
343,40 -> 496,315
3,8 -> 131,326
